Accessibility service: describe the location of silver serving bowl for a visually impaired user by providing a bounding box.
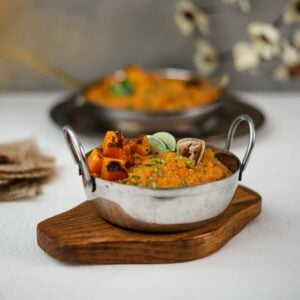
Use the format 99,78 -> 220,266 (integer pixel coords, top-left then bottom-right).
81,68 -> 223,135
63,114 -> 255,233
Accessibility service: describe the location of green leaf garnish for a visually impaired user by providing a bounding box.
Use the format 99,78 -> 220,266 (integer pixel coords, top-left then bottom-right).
182,181 -> 189,187
110,78 -> 134,96
122,79 -> 134,94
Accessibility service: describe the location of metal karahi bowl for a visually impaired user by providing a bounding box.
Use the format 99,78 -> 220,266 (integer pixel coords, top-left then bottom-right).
63,114 -> 255,233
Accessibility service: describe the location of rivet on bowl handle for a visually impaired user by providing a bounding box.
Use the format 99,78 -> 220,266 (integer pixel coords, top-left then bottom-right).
225,114 -> 255,181
63,125 -> 95,192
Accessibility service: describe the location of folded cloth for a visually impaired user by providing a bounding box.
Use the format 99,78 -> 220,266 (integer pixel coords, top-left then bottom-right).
0,138 -> 55,201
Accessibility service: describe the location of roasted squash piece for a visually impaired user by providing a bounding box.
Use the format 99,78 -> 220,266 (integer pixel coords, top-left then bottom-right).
101,157 -> 128,181
129,135 -> 151,156
102,131 -> 129,159
122,144 -> 133,167
87,148 -> 103,175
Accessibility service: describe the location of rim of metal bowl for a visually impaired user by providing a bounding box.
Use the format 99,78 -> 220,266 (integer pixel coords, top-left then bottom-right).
63,114 -> 255,196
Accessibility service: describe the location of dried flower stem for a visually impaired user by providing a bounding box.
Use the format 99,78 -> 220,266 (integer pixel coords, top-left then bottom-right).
218,50 -> 233,63
272,13 -> 283,28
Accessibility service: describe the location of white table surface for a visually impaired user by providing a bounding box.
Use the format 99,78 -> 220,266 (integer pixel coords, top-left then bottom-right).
0,92 -> 299,300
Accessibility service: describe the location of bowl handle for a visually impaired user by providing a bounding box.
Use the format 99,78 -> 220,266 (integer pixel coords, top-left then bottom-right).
63,125 -> 95,192
225,114 -> 255,181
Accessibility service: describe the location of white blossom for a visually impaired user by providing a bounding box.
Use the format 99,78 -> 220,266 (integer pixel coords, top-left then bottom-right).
175,0 -> 210,36
193,39 -> 218,77
232,42 -> 260,73
247,22 -> 281,60
293,29 -> 300,49
222,0 -> 251,14
274,40 -> 300,81
282,0 -> 300,24
281,39 -> 300,66
273,65 -> 289,81
273,63 -> 300,81
217,73 -> 230,87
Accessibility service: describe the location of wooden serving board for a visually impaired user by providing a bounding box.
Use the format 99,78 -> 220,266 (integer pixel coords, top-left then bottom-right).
37,185 -> 261,264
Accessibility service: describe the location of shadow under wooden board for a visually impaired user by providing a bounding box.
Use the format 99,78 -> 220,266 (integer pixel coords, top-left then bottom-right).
37,185 -> 262,264
50,93 -> 265,141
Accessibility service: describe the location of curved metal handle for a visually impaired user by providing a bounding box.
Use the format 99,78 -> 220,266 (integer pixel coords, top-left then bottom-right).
225,114 -> 255,181
63,125 -> 95,192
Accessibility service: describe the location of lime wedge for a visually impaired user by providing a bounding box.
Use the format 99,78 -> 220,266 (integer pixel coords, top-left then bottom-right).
148,135 -> 168,154
153,132 -> 176,151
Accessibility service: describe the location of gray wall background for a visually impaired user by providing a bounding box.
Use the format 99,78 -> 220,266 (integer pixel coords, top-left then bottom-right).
0,0 -> 298,91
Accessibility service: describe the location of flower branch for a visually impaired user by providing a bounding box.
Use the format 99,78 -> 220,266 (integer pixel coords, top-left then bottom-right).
175,0 -> 300,81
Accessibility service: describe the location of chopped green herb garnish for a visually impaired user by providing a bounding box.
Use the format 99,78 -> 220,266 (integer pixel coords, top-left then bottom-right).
153,165 -> 163,177
151,181 -> 157,188
150,157 -> 166,164
185,159 -> 196,169
175,155 -> 183,161
148,176 -> 157,189
182,181 -> 189,187
110,78 -> 134,96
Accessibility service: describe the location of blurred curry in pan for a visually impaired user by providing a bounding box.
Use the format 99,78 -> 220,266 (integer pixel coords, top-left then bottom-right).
85,66 -> 221,111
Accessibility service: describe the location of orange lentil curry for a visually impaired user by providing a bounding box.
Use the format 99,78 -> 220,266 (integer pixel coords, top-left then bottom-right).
85,66 -> 221,111
87,131 -> 232,189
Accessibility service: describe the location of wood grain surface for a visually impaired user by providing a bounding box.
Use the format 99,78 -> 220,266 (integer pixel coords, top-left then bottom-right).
37,185 -> 262,264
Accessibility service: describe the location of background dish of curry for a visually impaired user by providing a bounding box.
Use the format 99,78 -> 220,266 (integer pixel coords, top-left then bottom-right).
78,67 -> 223,135
0,47 -> 223,135
85,66 -> 221,112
